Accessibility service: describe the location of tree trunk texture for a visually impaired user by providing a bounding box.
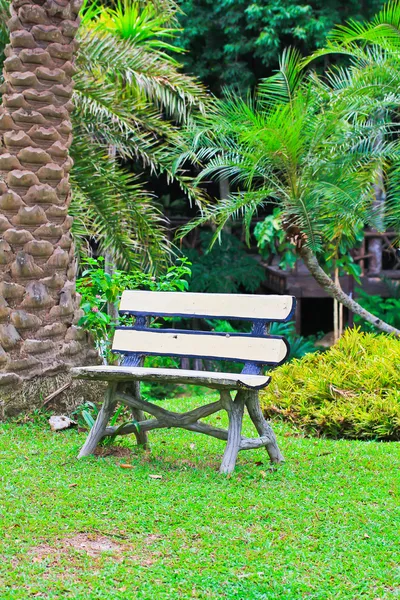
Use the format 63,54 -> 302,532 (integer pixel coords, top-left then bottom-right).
299,246 -> 400,337
0,0 -> 96,398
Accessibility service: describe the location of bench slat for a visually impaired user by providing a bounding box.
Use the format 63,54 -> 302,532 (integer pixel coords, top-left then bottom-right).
112,329 -> 288,365
119,291 -> 295,322
71,366 -> 271,390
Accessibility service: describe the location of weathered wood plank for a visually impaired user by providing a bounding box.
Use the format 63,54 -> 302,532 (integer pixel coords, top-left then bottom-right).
120,290 -> 295,321
112,330 -> 288,365
71,366 -> 271,390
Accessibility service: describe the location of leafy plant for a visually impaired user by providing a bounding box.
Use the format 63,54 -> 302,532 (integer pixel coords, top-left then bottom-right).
355,289 -> 400,332
255,208 -> 364,278
76,257 -> 191,360
177,0 -> 384,95
71,401 -> 138,446
70,0 -> 207,268
254,209 -> 297,270
261,328 -> 400,440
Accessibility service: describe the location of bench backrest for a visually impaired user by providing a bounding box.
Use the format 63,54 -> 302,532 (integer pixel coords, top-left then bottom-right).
114,291 -> 295,373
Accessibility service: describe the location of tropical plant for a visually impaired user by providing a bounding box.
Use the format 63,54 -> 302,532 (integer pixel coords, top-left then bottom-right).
71,0 -> 208,269
0,0 -> 206,407
303,0 -> 400,278
261,328 -> 400,440
0,0 -> 208,269
174,38 -> 400,335
269,321 -> 321,360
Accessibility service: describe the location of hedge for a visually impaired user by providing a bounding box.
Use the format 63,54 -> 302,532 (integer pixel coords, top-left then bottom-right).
261,328 -> 400,440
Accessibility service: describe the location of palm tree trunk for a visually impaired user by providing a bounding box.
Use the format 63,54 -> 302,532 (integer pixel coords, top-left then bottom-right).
0,0 -> 95,404
299,246 -> 400,337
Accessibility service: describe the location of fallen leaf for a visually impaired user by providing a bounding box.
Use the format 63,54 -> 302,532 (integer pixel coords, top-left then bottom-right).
260,470 -> 267,478
149,474 -> 162,480
254,460 -> 263,467
364,533 -> 370,539
119,587 -> 127,593
68,483 -> 77,488
119,463 -> 134,469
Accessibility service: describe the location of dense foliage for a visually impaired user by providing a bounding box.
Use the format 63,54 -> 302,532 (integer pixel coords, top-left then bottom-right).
355,285 -> 400,332
261,328 -> 400,440
177,0 -> 385,93
183,231 -> 265,293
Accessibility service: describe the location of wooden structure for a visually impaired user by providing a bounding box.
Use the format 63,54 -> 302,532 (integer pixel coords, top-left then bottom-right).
263,231 -> 400,334
72,291 -> 295,474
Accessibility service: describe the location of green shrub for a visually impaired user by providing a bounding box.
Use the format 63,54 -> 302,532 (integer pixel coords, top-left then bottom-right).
261,328 -> 400,440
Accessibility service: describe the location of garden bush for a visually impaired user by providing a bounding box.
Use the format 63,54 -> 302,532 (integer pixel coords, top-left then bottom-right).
261,328 -> 400,440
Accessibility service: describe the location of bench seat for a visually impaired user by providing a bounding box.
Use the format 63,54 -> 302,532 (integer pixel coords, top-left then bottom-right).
72,366 -> 271,390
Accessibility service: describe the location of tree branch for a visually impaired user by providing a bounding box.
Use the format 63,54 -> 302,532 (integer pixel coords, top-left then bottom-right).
299,246 -> 400,337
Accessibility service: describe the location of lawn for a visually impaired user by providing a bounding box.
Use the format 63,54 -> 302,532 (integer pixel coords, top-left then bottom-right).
0,391 -> 399,600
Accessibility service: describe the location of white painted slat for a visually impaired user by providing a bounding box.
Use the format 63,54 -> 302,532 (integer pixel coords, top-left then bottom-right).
71,366 -> 271,390
119,291 -> 294,322
112,329 -> 288,364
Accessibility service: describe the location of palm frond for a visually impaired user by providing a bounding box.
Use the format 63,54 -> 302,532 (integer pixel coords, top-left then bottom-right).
70,133 -> 171,271
258,47 -> 304,108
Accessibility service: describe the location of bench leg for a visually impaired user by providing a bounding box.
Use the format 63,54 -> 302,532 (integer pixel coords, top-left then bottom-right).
125,382 -> 150,450
246,391 -> 284,463
219,390 -> 245,474
78,383 -> 118,458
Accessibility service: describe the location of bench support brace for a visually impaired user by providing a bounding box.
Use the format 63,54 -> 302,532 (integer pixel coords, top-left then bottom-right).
78,383 -> 118,458
77,383 -> 284,472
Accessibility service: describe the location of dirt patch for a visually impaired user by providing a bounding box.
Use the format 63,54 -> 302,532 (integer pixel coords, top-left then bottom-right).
65,534 -> 122,557
29,533 -> 159,567
94,445 -> 132,458
31,533 -> 123,562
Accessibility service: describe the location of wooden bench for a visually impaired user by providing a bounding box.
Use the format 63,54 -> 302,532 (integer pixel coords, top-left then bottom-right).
72,291 -> 295,473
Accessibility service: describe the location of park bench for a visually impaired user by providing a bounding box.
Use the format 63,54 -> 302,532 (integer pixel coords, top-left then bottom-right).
72,291 -> 295,473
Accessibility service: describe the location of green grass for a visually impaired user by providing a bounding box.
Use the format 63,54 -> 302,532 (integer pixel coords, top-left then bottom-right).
0,392 -> 399,599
